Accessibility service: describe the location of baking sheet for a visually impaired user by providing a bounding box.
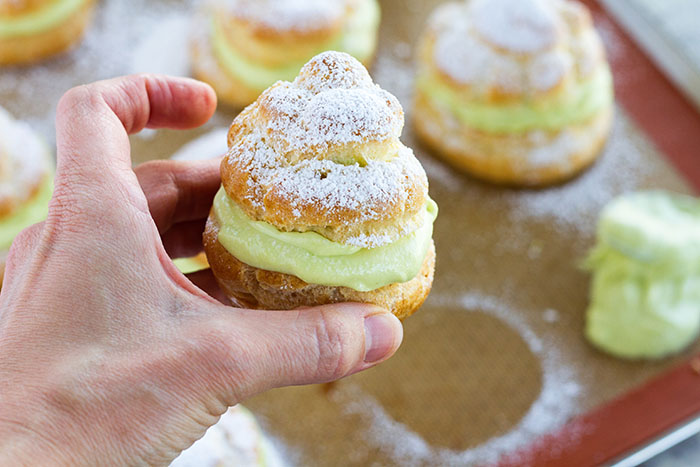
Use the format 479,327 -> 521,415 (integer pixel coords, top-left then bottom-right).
0,0 -> 697,465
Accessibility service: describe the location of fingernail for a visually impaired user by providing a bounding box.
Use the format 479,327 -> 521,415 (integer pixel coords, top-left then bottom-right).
364,313 -> 399,364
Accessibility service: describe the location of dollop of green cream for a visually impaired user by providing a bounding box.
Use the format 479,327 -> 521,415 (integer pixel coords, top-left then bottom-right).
417,65 -> 614,134
585,191 -> 700,359
0,173 -> 53,251
173,257 -> 207,275
211,0 -> 380,93
0,0 -> 87,38
213,188 -> 437,292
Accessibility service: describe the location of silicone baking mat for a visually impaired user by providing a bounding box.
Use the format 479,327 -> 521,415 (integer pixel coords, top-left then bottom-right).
1,0 -> 699,465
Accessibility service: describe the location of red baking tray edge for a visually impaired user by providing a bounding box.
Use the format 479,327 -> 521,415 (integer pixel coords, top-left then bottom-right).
500,1 -> 700,465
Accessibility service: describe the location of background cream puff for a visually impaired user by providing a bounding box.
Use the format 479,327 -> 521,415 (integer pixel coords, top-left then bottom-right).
204,52 -> 436,319
0,0 -> 95,65
170,405 -> 285,467
0,106 -> 53,284
414,0 -> 614,187
191,0 -> 381,107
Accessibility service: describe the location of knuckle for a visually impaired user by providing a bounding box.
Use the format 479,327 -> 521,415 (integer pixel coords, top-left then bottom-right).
135,160 -> 177,194
135,159 -> 170,177
57,85 -> 97,117
312,310 -> 355,380
9,224 -> 43,252
190,321 -> 246,387
48,181 -> 95,230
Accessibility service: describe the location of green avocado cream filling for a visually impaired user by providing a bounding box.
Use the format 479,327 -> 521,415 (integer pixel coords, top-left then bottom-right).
417,65 -> 614,134
173,257 -> 207,275
0,0 -> 86,38
0,174 -> 53,251
213,188 -> 437,292
211,0 -> 380,92
585,191 -> 700,359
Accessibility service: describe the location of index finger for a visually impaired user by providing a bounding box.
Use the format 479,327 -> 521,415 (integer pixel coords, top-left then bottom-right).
54,74 -> 217,194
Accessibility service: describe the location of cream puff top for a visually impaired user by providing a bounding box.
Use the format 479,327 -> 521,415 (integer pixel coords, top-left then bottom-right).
426,0 -> 607,97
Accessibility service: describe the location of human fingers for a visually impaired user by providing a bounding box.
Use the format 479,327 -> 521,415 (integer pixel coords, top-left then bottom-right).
52,75 -> 216,228
135,158 -> 221,234
180,303 -> 403,404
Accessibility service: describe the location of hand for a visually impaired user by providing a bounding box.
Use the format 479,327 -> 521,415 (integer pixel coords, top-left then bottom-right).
0,75 -> 403,465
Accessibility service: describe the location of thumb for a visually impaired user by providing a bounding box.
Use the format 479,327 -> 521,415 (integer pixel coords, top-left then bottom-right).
182,303 -> 403,404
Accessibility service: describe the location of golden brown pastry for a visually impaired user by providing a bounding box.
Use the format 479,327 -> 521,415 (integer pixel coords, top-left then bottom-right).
191,0 -> 381,108
414,0 -> 614,186
0,0 -> 95,65
0,106 -> 53,284
204,52 -> 437,319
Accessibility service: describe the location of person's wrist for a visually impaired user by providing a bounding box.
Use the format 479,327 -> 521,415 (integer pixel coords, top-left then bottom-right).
0,418 -> 66,465
0,391 -> 77,465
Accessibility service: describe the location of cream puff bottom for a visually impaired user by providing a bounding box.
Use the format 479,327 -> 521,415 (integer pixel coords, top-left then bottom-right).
414,93 -> 614,187
204,213 -> 435,320
0,0 -> 94,65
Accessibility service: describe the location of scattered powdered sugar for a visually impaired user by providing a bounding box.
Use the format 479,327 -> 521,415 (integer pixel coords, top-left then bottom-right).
171,127 -> 229,161
505,110 -> 656,232
223,0 -> 346,33
332,291 -> 582,466
130,13 -> 192,77
371,43 -> 416,107
542,308 -> 561,323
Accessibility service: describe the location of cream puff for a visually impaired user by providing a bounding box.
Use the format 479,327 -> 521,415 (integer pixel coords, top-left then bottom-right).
414,0 -> 614,186
0,106 -> 53,284
203,52 -> 437,319
0,0 -> 95,65
170,405 -> 285,467
191,0 -> 381,108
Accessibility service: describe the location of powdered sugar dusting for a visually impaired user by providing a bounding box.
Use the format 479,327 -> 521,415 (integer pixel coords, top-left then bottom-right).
529,50 -> 574,91
223,0 -> 347,33
262,83 -> 401,152
258,52 -> 403,153
230,134 -> 425,247
471,0 -> 562,54
429,0 -> 604,93
225,52 -> 427,248
0,106 -> 51,207
507,110 -> 656,231
332,292 -> 582,466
